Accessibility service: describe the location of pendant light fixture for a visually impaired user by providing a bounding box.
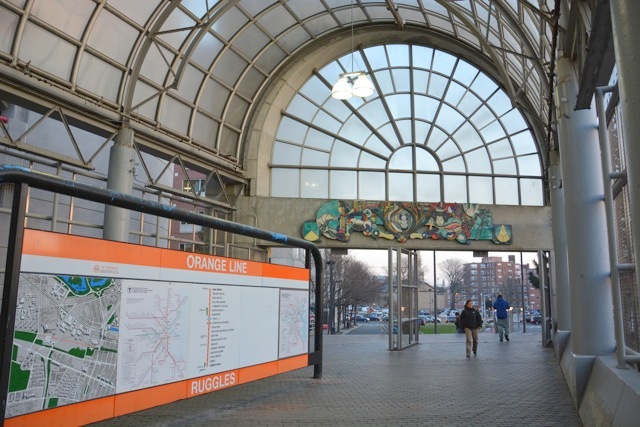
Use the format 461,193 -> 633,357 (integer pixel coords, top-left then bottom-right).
331,0 -> 375,100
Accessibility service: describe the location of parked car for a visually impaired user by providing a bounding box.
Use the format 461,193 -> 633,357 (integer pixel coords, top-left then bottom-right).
368,314 -> 381,321
355,314 -> 369,323
417,317 -> 426,326
530,313 -> 542,324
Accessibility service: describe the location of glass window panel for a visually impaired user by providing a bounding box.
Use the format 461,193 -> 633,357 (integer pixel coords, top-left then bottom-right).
488,139 -> 514,159
454,123 -> 483,151
0,11 -> 18,53
362,136 -> 392,157
276,117 -> 308,142
495,177 -> 519,205
432,50 -> 456,75
470,73 -> 498,99
340,116 -> 371,146
444,81 -> 466,105
288,94 -> 319,122
396,119 -> 412,144
442,156 -> 466,173
192,112 -> 219,146
272,141 -> 302,164
359,171 -> 385,200
427,74 -> 448,98
415,121 -> 431,146
480,121 -> 507,143
387,44 -> 410,67
139,43 -> 175,85
279,26 -> 312,54
300,169 -> 328,198
511,131 -> 538,155
181,0 -> 209,16
413,69 -> 430,94
465,149 -> 491,174
157,9 -> 195,50
386,94 -> 412,120
425,127 -> 449,149
178,65 -> 204,103
212,6 -> 247,39
444,175 -> 467,202
236,67 -> 266,98
414,96 -> 438,121
412,46 -> 434,69
518,154 -> 542,176
520,179 -> 544,206
415,147 -> 439,171
108,0 -> 158,26
373,68 -> 394,95
457,92 -> 482,115
314,110 -> 342,134
377,123 -> 402,149
323,96 -> 352,119
436,105 -> 465,133
500,109 -> 527,133
468,176 -> 494,204
330,141 -> 360,167
234,24 -> 270,60
77,53 -> 122,102
471,105 -> 497,129
389,173 -> 414,201
258,6 -> 297,37
199,78 -> 230,117
389,146 -> 413,170
359,152 -> 387,168
360,99 -> 394,127
416,174 -> 441,202
88,10 -> 138,65
299,75 -> 330,105
255,43 -> 287,73
330,171 -> 357,199
486,87 -> 512,116
31,0 -> 94,39
301,148 -> 329,166
22,22 -> 76,79
191,32 -> 222,69
305,129 -> 334,150
452,59 -> 479,86
159,96 -> 192,134
213,50 -> 247,87
494,158 -> 517,175
131,80 -> 158,117
363,45 -> 388,70
392,68 -> 411,92
271,168 -> 299,197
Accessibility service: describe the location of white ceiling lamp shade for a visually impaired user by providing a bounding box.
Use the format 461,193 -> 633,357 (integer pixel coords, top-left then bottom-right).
331,77 -> 354,100
330,0 -> 375,100
351,73 -> 374,97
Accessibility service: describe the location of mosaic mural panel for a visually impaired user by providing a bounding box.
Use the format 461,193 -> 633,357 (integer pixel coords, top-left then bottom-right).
301,201 -> 512,245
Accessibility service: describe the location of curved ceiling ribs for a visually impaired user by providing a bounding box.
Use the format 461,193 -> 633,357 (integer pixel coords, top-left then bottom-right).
0,1 -> 555,183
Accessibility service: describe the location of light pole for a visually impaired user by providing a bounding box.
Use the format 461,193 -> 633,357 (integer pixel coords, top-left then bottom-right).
327,260 -> 335,335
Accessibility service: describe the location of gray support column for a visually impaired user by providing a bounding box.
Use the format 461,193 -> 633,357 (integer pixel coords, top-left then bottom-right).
556,57 -> 615,356
548,151 -> 571,333
610,1 -> 640,288
104,127 -> 135,242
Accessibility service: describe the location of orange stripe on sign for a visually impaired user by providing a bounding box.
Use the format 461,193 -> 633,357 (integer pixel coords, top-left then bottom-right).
22,229 -> 162,268
277,354 -> 309,373
160,249 -> 264,276
4,396 -> 115,427
262,263 -> 309,281
238,361 -> 278,384
113,381 -> 186,416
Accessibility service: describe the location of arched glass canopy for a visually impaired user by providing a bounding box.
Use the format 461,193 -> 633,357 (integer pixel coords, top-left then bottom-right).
271,44 -> 543,206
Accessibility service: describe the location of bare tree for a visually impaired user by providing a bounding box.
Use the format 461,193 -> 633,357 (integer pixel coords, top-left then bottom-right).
439,258 -> 465,309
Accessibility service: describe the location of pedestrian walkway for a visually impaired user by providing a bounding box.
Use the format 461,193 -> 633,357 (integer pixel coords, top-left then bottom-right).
89,330 -> 581,427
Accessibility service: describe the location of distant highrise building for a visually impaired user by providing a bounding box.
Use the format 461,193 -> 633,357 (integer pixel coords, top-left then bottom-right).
461,256 -> 524,309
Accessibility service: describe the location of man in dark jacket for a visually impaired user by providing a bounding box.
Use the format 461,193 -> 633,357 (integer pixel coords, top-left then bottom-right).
493,294 -> 510,342
460,300 -> 483,357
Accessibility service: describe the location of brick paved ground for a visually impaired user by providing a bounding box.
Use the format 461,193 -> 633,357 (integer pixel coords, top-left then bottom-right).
89,329 -> 581,427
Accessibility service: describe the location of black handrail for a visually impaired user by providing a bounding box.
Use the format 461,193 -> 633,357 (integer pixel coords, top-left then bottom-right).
0,165 -> 323,424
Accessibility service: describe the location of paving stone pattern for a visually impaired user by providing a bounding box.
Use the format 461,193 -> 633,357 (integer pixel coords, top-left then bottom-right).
89,330 -> 582,427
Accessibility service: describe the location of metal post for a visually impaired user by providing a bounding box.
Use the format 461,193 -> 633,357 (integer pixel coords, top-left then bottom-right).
104,127 -> 135,242
0,183 -> 28,425
521,253 -> 526,333
433,250 -> 437,334
327,260 -> 335,335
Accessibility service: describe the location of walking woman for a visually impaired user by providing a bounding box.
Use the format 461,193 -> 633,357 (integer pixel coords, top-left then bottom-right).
460,300 -> 483,357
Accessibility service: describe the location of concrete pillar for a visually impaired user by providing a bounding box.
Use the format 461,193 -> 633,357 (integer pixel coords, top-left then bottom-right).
555,57 -> 615,356
104,127 -> 135,242
610,0 -> 640,290
548,151 -> 571,333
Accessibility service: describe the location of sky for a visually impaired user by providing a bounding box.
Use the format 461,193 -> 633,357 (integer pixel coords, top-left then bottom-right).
349,249 -> 540,286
